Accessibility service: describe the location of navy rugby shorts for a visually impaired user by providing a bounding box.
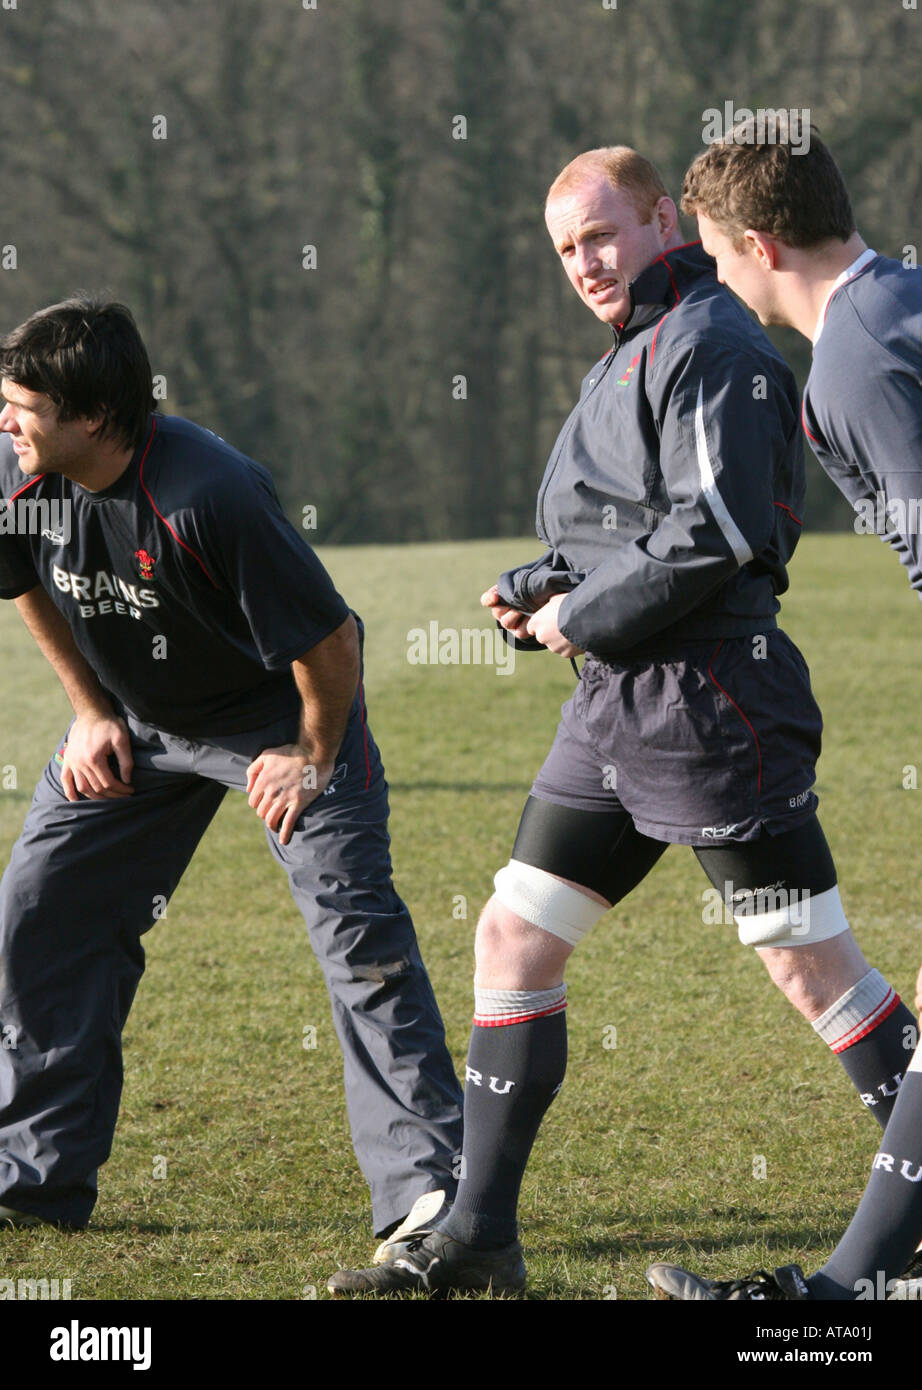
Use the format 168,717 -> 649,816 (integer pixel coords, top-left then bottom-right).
530,630 -> 822,847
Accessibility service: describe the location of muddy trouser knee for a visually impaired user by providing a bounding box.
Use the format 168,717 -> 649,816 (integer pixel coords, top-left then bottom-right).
0,743 -> 226,1227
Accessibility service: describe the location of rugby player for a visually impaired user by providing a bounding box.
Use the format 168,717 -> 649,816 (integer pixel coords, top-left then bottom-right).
646,120 -> 922,1300
0,297 -> 463,1252
329,146 -> 915,1296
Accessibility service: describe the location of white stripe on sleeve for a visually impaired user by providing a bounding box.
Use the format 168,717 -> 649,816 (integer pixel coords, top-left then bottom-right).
694,380 -> 753,566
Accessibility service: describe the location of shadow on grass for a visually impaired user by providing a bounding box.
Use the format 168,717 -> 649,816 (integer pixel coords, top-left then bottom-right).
561,1207 -> 857,1250
524,1216 -> 860,1299
389,781 -> 531,793
79,1214 -> 375,1238
77,1202 -> 856,1246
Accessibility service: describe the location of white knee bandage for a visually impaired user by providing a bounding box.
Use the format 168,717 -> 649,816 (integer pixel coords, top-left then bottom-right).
736,883 -> 850,948
493,859 -> 607,948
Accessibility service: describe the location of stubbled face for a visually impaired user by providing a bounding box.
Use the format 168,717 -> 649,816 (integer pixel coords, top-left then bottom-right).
545,177 -> 674,325
696,211 -> 784,325
0,380 -> 95,476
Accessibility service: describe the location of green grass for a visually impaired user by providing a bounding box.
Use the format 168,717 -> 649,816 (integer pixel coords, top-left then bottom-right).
1,532 -> 921,1300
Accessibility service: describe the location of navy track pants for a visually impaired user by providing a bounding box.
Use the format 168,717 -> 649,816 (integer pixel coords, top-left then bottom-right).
0,696 -> 462,1232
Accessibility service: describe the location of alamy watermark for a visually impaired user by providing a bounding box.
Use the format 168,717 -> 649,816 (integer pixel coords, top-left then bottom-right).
854,491 -> 922,537
50,1321 -> 151,1370
407,621 -> 515,676
855,1269 -> 922,1300
701,104 -> 811,154
0,1277 -> 72,1299
0,497 -> 72,544
702,878 -> 810,931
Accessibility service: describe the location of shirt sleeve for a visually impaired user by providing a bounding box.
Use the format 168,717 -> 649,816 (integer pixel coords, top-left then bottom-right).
557,341 -> 795,655
804,364 -> 922,596
0,513 -> 39,600
198,465 -> 351,670
496,549 -> 585,613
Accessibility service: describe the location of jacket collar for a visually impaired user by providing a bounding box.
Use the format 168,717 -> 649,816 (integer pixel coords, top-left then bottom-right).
610,241 -> 715,346
812,247 -> 878,346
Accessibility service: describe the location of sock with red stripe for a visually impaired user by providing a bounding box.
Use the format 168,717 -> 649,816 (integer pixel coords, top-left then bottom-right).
812,969 -> 915,1128
807,1047 -> 922,1299
437,985 -> 567,1250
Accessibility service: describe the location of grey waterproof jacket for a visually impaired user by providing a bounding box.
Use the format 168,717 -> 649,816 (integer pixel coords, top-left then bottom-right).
497,242 -> 805,659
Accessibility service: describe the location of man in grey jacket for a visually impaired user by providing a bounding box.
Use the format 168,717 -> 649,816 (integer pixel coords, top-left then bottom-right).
329,146 -> 914,1296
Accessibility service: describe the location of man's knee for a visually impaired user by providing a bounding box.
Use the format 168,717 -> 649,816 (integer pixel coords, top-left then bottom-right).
474,862 -> 610,988
474,896 -> 571,988
758,929 -> 871,1021
728,880 -> 865,1019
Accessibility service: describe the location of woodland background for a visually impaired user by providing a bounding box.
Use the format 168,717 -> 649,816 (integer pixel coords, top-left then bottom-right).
1,0 -> 918,540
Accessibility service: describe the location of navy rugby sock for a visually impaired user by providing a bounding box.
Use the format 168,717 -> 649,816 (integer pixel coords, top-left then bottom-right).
438,986 -> 567,1250
812,970 -> 916,1128
808,1050 -> 922,1300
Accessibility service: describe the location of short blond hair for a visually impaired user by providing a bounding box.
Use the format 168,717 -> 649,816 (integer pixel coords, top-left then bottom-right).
546,147 -> 669,222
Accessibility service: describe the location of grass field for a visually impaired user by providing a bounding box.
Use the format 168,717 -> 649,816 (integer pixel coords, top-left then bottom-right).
1,532 -> 921,1301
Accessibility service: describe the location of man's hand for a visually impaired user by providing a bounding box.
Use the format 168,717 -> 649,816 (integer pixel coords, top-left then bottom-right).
480,584 -> 532,641
246,616 -> 358,846
526,594 -> 584,658
13,586 -> 135,800
246,744 -> 332,846
60,712 -> 134,802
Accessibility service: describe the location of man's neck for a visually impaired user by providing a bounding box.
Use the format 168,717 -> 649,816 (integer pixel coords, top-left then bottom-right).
784,232 -> 870,342
68,443 -> 136,493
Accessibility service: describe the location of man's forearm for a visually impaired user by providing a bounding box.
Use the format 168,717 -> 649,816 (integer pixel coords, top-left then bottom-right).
291,614 -> 360,769
13,584 -> 113,717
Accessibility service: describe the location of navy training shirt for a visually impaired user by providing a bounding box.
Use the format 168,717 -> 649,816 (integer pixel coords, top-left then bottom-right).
803,250 -> 922,595
0,414 -> 352,737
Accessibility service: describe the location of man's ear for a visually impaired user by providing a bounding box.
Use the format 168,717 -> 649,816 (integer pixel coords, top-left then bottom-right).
655,195 -> 679,242
743,229 -> 778,270
82,412 -> 107,441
